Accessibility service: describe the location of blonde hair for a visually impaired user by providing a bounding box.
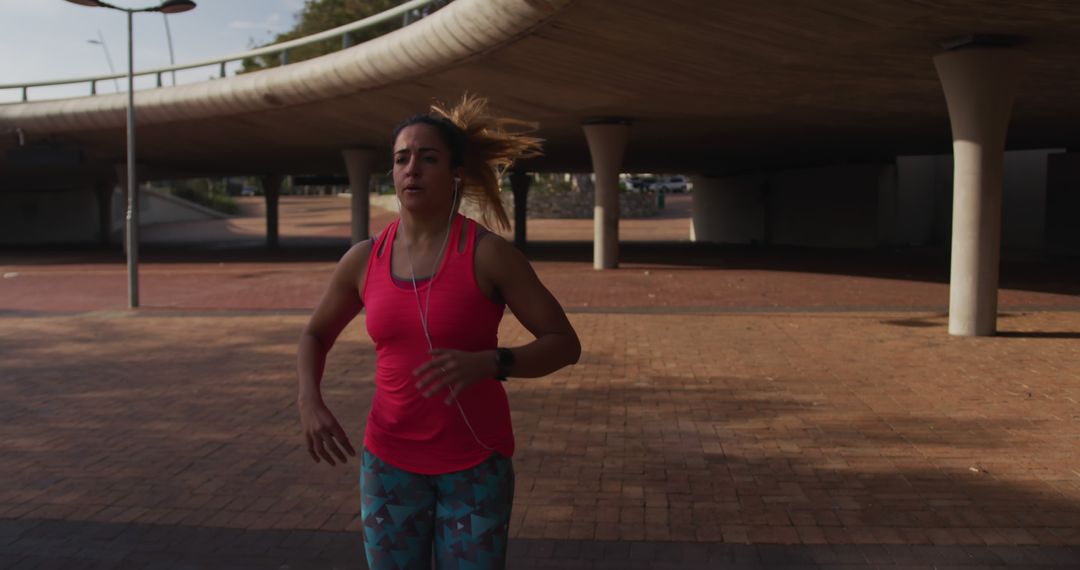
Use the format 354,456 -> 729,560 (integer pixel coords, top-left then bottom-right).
430,94 -> 543,230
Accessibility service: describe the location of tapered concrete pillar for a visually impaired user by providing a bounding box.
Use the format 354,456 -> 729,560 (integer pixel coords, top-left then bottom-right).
934,47 -> 1022,336
510,169 -> 531,248
261,174 -> 284,249
343,149 -> 375,244
690,175 -> 766,244
584,120 -> 631,270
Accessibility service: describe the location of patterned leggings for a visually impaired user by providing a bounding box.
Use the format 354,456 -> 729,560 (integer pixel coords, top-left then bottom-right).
360,448 -> 515,570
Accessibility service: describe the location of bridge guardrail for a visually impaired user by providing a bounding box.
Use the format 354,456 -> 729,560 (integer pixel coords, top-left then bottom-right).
0,0 -> 442,103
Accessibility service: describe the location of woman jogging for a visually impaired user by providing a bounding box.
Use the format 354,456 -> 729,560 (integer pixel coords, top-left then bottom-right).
296,94 -> 581,569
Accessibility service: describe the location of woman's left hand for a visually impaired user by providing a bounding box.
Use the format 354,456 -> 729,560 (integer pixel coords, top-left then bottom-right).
413,348 -> 497,404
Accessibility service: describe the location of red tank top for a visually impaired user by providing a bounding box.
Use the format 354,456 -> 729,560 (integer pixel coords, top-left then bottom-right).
360,214 -> 514,474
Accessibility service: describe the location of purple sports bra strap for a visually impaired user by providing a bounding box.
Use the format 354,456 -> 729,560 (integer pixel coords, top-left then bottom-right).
361,221 -> 396,303
374,221 -> 397,259
451,214 -> 472,257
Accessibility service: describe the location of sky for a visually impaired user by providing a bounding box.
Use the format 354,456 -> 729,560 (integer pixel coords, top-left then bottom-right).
0,0 -> 306,103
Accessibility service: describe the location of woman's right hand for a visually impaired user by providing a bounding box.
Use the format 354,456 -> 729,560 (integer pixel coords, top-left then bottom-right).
299,398 -> 356,466
296,241 -> 368,467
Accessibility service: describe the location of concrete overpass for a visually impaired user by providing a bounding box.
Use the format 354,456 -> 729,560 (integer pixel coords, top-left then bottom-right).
2,0 -> 1079,335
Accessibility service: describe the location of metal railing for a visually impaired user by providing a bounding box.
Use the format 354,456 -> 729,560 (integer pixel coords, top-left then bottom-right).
1,0 -> 443,103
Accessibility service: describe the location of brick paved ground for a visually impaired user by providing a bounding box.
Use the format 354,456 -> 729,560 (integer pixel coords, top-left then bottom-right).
1,196 -> 1078,568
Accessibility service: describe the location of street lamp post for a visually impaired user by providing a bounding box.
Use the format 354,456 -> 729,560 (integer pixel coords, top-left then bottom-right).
162,13 -> 178,85
64,0 -> 196,309
87,30 -> 120,92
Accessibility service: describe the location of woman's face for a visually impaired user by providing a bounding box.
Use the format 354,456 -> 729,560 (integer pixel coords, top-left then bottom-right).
392,123 -> 461,213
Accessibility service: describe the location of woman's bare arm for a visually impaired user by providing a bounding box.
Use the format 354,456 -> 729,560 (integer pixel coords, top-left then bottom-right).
478,235 -> 581,378
296,240 -> 370,465
413,233 -> 580,401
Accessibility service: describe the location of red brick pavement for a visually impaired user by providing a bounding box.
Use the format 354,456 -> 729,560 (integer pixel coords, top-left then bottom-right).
1,196 -> 1078,568
2,311 -> 1079,536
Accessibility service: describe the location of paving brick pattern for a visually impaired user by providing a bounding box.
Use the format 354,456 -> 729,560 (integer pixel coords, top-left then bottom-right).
1,197 -> 1078,568
1,309 -> 1078,568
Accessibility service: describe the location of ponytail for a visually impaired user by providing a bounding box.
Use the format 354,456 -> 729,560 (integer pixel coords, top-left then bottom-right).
431,94 -> 543,230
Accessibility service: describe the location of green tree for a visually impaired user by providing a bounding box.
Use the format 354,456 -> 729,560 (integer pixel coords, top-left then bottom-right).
240,0 -> 448,73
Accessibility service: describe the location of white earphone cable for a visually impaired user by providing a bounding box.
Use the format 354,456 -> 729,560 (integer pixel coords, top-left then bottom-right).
400,181 -> 495,452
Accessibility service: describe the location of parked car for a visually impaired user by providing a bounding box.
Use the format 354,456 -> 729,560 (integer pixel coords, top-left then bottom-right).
648,175 -> 688,193
623,176 -> 641,190
621,175 -> 651,192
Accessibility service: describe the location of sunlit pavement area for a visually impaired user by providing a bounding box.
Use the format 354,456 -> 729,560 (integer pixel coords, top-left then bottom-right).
1,195 -> 1078,569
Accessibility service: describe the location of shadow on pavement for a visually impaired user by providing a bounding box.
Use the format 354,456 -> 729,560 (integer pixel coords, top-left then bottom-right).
4,240 -> 1076,299
995,331 -> 1080,339
2,285 -> 1078,568
2,518 -> 1078,569
512,374 -> 1080,559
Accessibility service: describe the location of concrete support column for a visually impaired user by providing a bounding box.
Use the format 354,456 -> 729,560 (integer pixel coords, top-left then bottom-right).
94,177 -> 115,246
261,174 -> 284,249
934,47 -> 1022,336
510,169 -> 531,248
689,175 -> 766,244
583,120 -> 631,270
343,149 -> 375,244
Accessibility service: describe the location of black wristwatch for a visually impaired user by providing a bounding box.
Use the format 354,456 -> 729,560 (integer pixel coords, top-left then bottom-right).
494,348 -> 514,381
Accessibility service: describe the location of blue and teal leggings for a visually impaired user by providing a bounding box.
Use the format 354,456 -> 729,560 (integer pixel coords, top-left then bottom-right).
360,448 -> 515,570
